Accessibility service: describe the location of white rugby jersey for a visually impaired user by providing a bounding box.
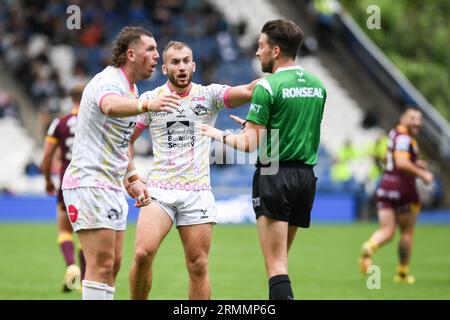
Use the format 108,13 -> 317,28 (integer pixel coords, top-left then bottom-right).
62,66 -> 139,191
137,82 -> 232,191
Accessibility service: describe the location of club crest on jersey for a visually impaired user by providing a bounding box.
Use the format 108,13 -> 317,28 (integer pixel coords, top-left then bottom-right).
191,104 -> 208,116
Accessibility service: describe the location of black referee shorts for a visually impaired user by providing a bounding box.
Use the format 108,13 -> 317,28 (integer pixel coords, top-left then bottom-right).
252,162 -> 317,228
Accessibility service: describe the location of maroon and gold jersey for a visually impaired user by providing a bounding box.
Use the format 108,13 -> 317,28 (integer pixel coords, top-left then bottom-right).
376,125 -> 419,211
383,125 -> 418,183
45,109 -> 78,182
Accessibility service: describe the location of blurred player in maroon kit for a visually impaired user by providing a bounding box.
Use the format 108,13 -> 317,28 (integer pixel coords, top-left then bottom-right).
40,84 -> 86,292
359,108 -> 434,283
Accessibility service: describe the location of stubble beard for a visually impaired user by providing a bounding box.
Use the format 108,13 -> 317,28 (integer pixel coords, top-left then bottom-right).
168,72 -> 192,89
261,58 -> 274,73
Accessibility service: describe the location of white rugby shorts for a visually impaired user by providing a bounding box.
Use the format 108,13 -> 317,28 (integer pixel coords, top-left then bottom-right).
148,187 -> 217,227
62,187 -> 128,232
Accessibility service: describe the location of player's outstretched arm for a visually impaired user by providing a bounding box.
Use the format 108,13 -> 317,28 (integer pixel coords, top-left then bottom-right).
198,115 -> 265,153
226,78 -> 261,108
100,93 -> 180,117
40,139 -> 58,195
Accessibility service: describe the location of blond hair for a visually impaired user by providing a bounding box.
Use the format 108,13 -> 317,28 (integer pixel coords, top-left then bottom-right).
162,41 -> 192,63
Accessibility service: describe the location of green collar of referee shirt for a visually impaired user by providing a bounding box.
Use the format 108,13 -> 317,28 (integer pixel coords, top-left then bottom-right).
275,65 -> 304,73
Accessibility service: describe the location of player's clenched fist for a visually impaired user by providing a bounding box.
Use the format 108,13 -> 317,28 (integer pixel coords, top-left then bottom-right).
124,178 -> 151,207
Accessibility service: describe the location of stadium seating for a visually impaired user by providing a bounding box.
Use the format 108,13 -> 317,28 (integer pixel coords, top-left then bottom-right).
0,117 -> 43,194
0,0 -> 378,199
0,0 -> 441,214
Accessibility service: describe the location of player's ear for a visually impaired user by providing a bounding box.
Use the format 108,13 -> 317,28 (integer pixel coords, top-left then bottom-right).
192,62 -> 196,73
127,48 -> 136,62
272,45 -> 280,59
162,64 -> 167,75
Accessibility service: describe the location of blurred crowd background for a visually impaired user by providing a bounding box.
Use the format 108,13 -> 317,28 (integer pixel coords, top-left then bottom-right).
0,0 -> 448,220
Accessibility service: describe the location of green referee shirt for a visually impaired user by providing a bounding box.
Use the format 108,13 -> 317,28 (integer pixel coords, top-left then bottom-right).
247,66 -> 326,165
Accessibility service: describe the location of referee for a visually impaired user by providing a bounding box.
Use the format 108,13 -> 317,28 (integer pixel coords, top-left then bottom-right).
199,19 -> 326,299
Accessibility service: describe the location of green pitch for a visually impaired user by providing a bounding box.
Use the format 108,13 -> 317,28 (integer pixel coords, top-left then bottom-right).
0,223 -> 449,299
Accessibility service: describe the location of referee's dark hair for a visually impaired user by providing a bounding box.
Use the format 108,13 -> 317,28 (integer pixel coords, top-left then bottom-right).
261,19 -> 304,59
402,105 -> 421,115
111,26 -> 153,67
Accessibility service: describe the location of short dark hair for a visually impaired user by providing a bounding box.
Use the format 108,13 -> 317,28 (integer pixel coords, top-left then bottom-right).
261,19 -> 304,59
111,26 -> 153,67
402,106 -> 422,116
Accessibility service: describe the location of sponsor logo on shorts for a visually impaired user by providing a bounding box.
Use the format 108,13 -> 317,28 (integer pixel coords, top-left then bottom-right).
68,205 -> 78,223
200,209 -> 209,219
107,208 -> 122,221
252,197 -> 260,207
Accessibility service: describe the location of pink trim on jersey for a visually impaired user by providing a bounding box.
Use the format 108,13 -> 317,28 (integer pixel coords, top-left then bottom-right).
136,122 -> 147,129
223,87 -> 232,108
147,180 -> 210,191
166,81 -> 192,97
120,67 -> 135,92
61,174 -> 81,189
94,180 -> 122,191
98,92 -> 120,112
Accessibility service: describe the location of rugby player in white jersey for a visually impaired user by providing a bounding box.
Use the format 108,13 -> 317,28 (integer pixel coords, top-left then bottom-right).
126,41 -> 258,299
61,27 -> 180,300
